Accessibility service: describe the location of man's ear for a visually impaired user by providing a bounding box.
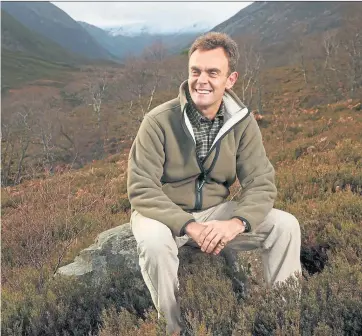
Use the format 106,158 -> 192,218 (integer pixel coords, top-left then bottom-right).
226,72 -> 238,89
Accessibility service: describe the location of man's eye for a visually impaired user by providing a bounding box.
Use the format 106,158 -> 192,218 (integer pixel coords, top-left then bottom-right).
210,71 -> 218,76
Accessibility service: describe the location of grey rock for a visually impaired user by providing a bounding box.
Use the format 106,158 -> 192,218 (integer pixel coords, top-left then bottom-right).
57,223 -> 140,286
57,222 -> 247,296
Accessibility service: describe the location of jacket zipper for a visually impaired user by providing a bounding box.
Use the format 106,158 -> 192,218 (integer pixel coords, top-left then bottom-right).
182,103 -> 250,210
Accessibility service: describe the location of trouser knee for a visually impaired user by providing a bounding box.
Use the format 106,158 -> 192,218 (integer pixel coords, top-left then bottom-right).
137,239 -> 178,261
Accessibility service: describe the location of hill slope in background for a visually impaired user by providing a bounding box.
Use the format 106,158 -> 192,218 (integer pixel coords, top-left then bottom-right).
1,1 -> 115,60
1,10 -> 81,64
212,1 -> 343,40
1,10 -> 81,90
78,21 -> 123,58
211,1 -> 362,66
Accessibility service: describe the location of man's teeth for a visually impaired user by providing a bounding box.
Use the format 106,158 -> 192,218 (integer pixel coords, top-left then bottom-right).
196,89 -> 211,93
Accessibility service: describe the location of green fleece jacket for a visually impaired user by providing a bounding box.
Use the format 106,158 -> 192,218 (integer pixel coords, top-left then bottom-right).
127,80 -> 277,237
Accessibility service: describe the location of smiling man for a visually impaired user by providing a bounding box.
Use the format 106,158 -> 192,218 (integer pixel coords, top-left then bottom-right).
127,32 -> 302,335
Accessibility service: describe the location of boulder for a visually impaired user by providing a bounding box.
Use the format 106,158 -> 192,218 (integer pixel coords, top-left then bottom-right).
57,223 -> 140,286
57,223 -> 246,294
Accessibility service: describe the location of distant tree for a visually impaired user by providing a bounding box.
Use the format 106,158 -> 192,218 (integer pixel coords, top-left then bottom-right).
313,29 -> 343,101
234,35 -> 263,107
123,41 -> 168,123
1,103 -> 33,185
293,38 -> 308,85
85,71 -> 108,127
322,30 -> 339,71
1,94 -> 78,185
340,10 -> 362,97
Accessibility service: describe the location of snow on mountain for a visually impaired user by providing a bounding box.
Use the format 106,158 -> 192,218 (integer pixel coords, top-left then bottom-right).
105,20 -> 213,37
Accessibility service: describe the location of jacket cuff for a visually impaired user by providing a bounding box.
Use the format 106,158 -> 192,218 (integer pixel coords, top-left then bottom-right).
179,218 -> 195,236
231,216 -> 251,232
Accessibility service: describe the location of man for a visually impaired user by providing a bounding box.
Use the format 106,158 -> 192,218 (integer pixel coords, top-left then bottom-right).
127,32 -> 301,335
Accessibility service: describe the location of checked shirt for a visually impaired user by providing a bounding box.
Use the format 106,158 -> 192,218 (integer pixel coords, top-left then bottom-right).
186,88 -> 225,162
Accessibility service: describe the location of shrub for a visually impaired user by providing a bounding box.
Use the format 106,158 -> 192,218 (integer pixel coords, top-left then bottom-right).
99,308 -> 167,336
2,259 -> 153,336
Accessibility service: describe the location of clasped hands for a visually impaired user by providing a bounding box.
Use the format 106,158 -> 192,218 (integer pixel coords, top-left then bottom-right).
185,218 -> 245,255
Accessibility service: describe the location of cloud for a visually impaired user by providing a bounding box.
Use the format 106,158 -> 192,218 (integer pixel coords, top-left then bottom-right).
52,1 -> 252,28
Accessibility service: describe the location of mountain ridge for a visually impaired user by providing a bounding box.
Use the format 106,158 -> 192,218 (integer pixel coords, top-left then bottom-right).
1,9 -> 81,64
1,1 -> 115,60
209,1 -> 361,66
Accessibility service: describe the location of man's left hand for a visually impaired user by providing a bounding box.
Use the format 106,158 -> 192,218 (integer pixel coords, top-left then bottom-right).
197,218 -> 245,255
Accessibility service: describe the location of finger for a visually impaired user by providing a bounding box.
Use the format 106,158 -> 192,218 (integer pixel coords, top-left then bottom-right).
212,236 -> 230,255
213,245 -> 223,256
206,233 -> 224,254
212,237 -> 229,255
200,230 -> 219,252
198,225 -> 213,246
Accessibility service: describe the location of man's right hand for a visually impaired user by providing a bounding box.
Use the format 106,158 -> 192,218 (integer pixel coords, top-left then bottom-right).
184,221 -> 207,244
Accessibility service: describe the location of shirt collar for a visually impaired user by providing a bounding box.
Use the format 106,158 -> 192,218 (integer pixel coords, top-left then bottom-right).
185,86 -> 224,129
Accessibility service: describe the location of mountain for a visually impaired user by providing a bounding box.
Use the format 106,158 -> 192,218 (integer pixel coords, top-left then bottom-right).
210,1 -> 362,66
79,21 -> 152,58
105,20 -> 213,37
1,10 -> 81,64
1,9 -> 81,90
80,21 -> 206,58
212,2 -> 344,40
78,21 -> 123,57
1,1 -> 115,60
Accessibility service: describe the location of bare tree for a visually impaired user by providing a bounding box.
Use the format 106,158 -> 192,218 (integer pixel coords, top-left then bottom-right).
1,105 -> 33,185
235,37 -> 263,107
123,41 -> 167,123
314,29 -> 344,101
1,123 -> 16,186
294,39 -> 308,85
85,72 -> 108,127
341,14 -> 362,97
322,30 -> 339,71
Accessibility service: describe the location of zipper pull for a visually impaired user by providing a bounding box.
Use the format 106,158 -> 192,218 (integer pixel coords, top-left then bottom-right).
198,179 -> 206,191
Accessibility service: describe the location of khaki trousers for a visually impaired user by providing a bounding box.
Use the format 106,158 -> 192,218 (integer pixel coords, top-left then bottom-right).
130,201 -> 302,334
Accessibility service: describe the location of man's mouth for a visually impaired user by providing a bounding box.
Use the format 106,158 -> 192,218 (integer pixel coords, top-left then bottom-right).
194,89 -> 212,94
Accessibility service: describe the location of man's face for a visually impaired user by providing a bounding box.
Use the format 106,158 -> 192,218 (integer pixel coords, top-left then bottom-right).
188,47 -> 238,112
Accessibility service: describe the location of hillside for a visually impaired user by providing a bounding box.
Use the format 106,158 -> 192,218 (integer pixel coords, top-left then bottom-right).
211,1 -> 362,66
78,21 -> 124,57
1,10 -> 81,63
1,1 -> 115,60
213,2 -> 344,40
1,10 -> 81,90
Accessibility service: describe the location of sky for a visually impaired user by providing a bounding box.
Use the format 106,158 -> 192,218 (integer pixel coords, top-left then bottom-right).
52,1 -> 252,30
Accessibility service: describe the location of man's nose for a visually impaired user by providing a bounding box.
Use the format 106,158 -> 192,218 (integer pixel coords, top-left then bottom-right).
197,71 -> 208,84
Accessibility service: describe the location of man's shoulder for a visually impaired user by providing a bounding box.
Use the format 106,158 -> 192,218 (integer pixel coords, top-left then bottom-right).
147,97 -> 181,120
